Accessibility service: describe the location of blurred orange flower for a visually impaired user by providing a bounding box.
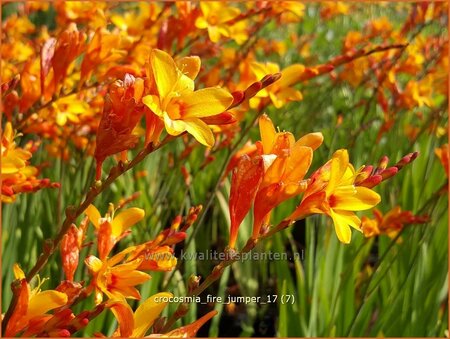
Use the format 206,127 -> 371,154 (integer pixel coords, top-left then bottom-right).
361,206 -> 429,238
435,144 -> 449,177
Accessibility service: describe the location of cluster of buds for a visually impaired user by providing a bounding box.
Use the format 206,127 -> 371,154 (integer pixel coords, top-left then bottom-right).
356,152 -> 419,188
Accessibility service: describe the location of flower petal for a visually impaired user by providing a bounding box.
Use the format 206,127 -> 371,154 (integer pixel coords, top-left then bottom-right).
330,210 -> 354,244
176,56 -> 201,80
284,145 -> 312,183
85,204 -> 101,229
207,25 -> 221,43
111,208 -> 145,236
295,132 -> 323,150
163,113 -> 187,136
181,88 -> 233,118
326,149 -> 349,194
162,310 -> 217,338
279,64 -> 305,87
132,292 -> 173,338
142,95 -> 163,117
13,263 -> 26,280
184,118 -> 215,147
259,114 -> 277,154
150,49 -> 179,98
333,187 -> 381,211
108,300 -> 134,338
27,291 -> 68,319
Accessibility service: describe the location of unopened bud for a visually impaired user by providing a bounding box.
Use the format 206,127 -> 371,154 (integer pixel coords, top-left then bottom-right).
171,215 -> 182,230
188,274 -> 201,293
380,167 -> 398,180
94,180 -> 102,189
378,155 -> 390,171
261,72 -> 282,87
244,81 -> 263,100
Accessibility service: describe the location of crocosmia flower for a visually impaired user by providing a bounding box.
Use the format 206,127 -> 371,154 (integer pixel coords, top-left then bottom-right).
142,49 -> 233,148
290,149 -> 381,243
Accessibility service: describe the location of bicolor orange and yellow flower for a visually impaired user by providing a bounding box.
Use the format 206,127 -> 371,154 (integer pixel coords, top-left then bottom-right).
4,265 -> 68,337
85,247 -> 150,305
85,203 -> 145,260
289,149 -> 381,243
195,2 -> 242,43
142,49 -> 233,148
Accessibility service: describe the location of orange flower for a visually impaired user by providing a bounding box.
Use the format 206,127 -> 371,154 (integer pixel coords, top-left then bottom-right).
55,1 -> 107,28
290,150 -> 381,243
94,74 -> 146,179
228,114 -> 323,247
435,144 -> 449,177
19,59 -> 41,112
162,310 -> 218,337
229,155 -> 265,248
361,206 -> 429,238
85,248 -> 150,305
46,24 -> 86,94
125,213 -> 198,271
80,28 -> 126,86
252,114 -> 323,239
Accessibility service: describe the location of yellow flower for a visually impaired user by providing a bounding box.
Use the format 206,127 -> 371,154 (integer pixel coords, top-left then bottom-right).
142,49 -> 233,147
111,3 -> 161,35
43,94 -> 92,126
2,122 -> 58,203
5,264 -> 68,337
320,2 -> 350,19
195,2 -> 241,43
1,122 -> 32,174
290,150 -> 381,243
